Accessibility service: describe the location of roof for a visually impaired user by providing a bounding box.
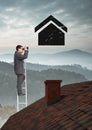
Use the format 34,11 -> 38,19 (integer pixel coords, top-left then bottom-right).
1,81 -> 92,130
35,15 -> 68,33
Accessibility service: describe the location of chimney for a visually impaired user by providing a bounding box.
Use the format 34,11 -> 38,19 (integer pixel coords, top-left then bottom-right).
44,80 -> 62,105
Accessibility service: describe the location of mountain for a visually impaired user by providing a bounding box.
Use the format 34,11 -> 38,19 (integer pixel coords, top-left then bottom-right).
26,63 -> 92,80
0,62 -> 87,106
55,49 -> 92,56
50,49 -> 92,69
0,53 -> 13,62
28,49 -> 92,69
0,49 -> 92,69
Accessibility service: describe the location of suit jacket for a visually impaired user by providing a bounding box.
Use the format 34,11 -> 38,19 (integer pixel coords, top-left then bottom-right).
14,50 -> 28,75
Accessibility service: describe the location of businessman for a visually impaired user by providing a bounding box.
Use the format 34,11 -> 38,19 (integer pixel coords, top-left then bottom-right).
14,45 -> 29,96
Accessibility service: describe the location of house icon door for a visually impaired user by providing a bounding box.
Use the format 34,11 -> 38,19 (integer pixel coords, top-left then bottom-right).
35,15 -> 68,46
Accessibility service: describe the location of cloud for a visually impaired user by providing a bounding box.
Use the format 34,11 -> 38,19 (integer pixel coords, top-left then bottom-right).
56,0 -> 92,25
0,0 -> 20,8
0,0 -> 92,50
0,0 -> 92,28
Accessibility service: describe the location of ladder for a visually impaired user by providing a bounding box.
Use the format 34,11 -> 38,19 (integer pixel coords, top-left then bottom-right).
17,61 -> 28,112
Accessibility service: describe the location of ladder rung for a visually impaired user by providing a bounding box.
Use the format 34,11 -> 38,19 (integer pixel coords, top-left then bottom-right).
17,95 -> 26,97
19,102 -> 27,105
22,87 -> 26,89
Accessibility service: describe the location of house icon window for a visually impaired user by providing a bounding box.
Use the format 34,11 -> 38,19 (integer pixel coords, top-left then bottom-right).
35,15 -> 68,46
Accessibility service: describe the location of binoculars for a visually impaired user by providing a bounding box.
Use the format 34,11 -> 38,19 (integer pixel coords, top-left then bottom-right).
22,46 -> 29,50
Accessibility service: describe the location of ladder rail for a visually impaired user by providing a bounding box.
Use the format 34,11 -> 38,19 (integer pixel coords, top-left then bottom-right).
17,94 -> 19,112
17,60 -> 28,112
25,61 -> 28,107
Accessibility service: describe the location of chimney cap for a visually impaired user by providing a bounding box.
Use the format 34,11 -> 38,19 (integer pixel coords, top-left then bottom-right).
45,80 -> 62,84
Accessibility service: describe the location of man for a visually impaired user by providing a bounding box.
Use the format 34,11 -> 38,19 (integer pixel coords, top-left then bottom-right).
14,45 -> 29,96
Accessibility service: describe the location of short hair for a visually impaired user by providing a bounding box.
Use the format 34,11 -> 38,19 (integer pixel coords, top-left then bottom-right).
16,45 -> 23,51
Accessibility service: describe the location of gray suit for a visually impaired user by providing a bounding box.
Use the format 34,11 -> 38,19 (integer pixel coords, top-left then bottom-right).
14,50 -> 28,95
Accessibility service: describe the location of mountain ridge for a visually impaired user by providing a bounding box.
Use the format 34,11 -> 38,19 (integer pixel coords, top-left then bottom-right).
54,49 -> 92,56
0,49 -> 92,69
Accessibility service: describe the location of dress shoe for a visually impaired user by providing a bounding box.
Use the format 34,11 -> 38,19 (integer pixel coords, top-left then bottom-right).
20,93 -> 25,96
18,92 -> 25,96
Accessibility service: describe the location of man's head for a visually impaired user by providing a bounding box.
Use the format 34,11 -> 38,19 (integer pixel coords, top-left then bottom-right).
16,45 -> 23,53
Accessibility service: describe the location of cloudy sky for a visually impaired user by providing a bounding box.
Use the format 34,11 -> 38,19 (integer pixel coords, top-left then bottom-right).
0,0 -> 92,53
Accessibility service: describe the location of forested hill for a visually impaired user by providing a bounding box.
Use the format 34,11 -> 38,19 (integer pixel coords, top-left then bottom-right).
0,62 -> 87,106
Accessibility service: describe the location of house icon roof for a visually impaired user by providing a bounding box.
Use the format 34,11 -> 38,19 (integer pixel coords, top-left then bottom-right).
35,15 -> 68,46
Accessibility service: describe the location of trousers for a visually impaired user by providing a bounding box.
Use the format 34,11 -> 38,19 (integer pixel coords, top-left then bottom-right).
17,74 -> 25,94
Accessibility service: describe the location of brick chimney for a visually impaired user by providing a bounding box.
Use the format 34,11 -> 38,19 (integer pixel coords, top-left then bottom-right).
44,80 -> 62,105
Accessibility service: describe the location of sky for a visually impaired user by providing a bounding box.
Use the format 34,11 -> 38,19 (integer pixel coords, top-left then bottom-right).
0,0 -> 92,53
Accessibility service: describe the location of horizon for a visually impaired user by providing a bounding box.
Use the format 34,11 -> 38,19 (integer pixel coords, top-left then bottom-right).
0,47 -> 92,70
0,47 -> 92,55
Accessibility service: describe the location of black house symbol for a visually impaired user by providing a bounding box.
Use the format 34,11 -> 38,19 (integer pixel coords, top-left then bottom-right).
35,15 -> 68,46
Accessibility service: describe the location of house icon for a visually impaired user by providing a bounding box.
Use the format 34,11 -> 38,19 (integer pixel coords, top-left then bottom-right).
35,15 -> 68,46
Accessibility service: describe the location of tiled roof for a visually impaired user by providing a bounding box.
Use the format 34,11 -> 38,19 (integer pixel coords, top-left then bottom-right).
1,81 -> 92,130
